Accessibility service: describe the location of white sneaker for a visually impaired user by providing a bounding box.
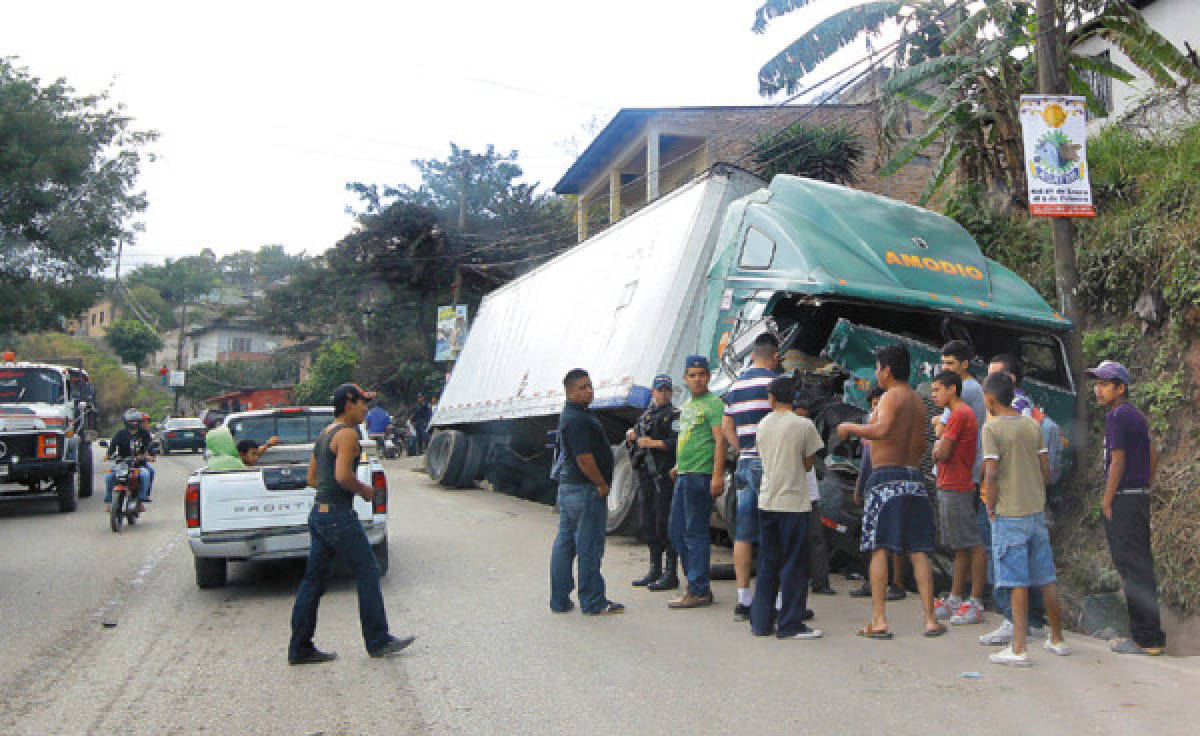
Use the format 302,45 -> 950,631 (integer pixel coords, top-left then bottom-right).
979,619 -> 1013,645
933,597 -> 960,621
1043,638 -> 1072,656
989,646 -> 1031,667
950,601 -> 984,625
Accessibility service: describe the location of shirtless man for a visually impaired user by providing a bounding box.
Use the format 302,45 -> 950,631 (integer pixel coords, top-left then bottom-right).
837,343 -> 941,638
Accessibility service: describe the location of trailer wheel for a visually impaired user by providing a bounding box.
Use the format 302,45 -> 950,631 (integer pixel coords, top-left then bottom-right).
78,441 -> 94,498
427,429 -> 468,487
605,445 -> 638,535
455,435 -> 488,488
56,472 -> 78,513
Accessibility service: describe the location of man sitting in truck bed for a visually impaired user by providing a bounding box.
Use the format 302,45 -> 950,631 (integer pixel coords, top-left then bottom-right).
237,436 -> 281,466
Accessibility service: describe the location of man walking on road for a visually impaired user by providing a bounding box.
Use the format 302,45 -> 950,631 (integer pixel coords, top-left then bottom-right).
667,355 -> 726,609
1088,360 -> 1166,656
722,333 -> 779,620
288,383 -> 415,665
550,369 -> 624,615
836,344 -> 941,639
410,393 -> 433,455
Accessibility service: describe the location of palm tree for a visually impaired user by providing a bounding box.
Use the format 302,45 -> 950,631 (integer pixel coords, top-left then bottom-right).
752,0 -> 1200,206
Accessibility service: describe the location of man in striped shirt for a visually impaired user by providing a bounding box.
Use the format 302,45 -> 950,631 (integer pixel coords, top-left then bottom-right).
722,333 -> 780,622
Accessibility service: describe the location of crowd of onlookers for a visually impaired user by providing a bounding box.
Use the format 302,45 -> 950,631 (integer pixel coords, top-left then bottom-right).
364,393 -> 434,457
548,336 -> 1167,665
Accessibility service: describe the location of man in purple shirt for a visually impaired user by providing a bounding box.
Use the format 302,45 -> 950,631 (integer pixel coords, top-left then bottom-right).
1088,360 -> 1164,655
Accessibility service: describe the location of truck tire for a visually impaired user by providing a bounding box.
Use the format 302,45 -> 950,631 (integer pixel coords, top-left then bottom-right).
455,435 -> 488,489
56,473 -> 77,513
78,441 -> 94,498
195,557 -> 227,588
606,445 -> 638,535
427,430 -> 468,487
712,465 -> 736,538
373,537 -> 389,576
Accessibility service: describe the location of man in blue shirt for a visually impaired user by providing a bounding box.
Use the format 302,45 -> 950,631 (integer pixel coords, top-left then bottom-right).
721,333 -> 780,621
365,403 -> 391,456
549,368 -> 624,616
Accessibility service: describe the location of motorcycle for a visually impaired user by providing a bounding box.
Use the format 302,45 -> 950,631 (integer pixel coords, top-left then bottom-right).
108,458 -> 143,532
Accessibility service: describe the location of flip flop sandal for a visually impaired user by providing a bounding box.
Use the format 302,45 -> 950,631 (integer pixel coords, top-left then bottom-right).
924,624 -> 948,637
857,626 -> 894,640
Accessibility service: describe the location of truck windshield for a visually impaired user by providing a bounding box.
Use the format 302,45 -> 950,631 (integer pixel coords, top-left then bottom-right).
0,368 -> 65,404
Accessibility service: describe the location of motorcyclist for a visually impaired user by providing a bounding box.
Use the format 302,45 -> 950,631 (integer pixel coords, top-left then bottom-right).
365,402 -> 391,457
104,408 -> 154,512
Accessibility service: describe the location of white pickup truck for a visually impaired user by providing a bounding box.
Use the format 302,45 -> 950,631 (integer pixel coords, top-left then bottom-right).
185,407 -> 389,589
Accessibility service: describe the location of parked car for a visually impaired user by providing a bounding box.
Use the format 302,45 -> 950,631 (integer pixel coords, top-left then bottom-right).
158,417 -> 207,454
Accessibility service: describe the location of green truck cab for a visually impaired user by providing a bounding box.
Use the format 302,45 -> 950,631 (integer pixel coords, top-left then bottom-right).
701,175 -> 1077,447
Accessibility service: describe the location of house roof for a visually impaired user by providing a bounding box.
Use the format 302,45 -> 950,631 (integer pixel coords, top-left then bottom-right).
553,105 -> 858,195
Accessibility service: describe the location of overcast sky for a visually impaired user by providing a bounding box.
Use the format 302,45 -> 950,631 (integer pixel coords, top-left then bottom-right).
3,0 -> 865,271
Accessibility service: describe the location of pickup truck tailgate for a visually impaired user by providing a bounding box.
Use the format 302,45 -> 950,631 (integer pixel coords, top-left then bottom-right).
199,467 -> 319,532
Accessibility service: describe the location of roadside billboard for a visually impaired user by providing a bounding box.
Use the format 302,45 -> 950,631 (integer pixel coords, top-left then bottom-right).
1019,95 -> 1096,217
434,305 -> 468,362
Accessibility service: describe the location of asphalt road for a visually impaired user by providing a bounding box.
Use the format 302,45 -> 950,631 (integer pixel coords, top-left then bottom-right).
2,449 -> 1198,735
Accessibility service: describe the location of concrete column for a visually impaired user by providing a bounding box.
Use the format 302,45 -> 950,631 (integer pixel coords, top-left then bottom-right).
647,128 -> 660,201
609,169 -> 621,224
576,196 -> 588,242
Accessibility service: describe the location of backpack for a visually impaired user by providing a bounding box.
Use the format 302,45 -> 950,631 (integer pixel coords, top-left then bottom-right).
1030,406 -> 1066,486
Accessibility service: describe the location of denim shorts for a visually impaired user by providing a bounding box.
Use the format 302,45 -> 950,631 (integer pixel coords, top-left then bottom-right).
734,456 -> 762,543
991,513 -> 1056,588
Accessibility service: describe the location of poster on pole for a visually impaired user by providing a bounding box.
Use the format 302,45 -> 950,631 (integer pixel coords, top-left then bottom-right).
169,371 -> 186,387
1019,95 -> 1096,217
434,305 -> 469,362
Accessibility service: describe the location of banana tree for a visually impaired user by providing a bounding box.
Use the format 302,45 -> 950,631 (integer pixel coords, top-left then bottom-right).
753,0 -> 1200,206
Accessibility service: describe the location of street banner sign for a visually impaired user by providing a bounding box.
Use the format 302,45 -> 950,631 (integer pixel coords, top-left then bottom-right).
434,305 -> 468,362
169,371 -> 186,387
1019,95 -> 1096,217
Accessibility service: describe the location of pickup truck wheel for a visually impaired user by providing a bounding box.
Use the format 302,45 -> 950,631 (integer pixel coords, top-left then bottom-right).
56,473 -> 77,513
373,538 -> 389,576
427,430 -> 467,487
78,442 -> 94,498
606,445 -> 639,535
195,557 -> 227,588
455,435 -> 487,489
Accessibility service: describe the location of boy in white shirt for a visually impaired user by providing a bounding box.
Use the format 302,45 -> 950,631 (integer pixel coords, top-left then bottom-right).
750,377 -> 825,639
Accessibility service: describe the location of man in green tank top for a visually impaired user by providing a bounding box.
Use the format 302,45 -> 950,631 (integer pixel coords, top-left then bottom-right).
288,383 -> 415,665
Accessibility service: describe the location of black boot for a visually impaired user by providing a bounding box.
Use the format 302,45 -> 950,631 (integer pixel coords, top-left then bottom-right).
648,550 -> 679,591
633,545 -> 662,587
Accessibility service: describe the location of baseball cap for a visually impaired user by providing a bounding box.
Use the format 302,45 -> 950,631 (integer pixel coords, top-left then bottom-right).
1085,360 -> 1132,385
684,355 -> 709,371
331,383 -> 376,405
651,374 -> 673,390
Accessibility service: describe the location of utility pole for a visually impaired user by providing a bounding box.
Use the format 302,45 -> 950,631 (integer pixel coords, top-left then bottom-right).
457,159 -> 468,231
173,300 -> 188,415
1035,0 -> 1089,460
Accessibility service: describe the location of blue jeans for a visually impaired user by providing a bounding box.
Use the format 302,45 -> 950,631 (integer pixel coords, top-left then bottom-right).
289,505 -> 391,658
104,468 -> 151,503
550,482 -> 608,613
980,505 -> 1046,626
751,510 -> 810,636
669,473 -> 713,597
734,457 -> 762,544
992,512 -> 1056,588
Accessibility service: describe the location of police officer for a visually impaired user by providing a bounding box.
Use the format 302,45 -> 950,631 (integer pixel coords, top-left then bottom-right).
626,374 -> 680,590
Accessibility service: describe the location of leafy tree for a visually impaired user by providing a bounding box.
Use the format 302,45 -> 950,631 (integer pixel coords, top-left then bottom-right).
750,120 -> 866,183
104,319 -> 163,383
178,354 -> 300,401
0,57 -> 156,331
751,0 -> 1200,205
291,340 -> 359,406
116,284 -> 175,329
126,250 -> 220,304
218,245 -> 303,289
